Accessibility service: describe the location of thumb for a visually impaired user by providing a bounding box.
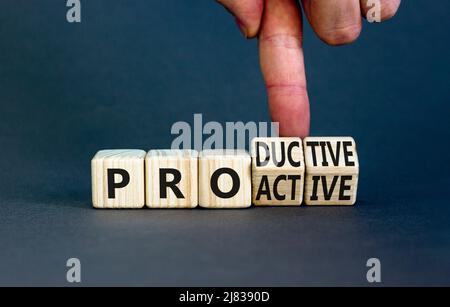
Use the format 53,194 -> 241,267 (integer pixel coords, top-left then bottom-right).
217,0 -> 264,38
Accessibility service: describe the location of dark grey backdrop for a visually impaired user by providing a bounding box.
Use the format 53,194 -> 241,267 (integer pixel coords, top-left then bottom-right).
0,1 -> 449,286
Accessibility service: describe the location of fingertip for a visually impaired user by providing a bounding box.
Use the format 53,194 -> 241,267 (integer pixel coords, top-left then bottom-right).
317,23 -> 362,46
267,85 -> 310,138
235,18 -> 248,38
218,0 -> 263,38
361,0 -> 401,22
302,0 -> 362,46
380,0 -> 401,21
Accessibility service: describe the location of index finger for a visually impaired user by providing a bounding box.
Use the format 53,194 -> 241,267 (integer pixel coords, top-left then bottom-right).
259,0 -> 310,137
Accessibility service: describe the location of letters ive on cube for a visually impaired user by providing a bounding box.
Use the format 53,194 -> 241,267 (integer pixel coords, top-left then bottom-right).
251,137 -> 305,206
303,137 -> 359,205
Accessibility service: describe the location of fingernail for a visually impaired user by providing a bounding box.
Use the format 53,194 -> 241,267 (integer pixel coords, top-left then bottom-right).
235,18 -> 248,38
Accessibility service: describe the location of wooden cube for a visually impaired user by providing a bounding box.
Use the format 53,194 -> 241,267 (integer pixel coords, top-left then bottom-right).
199,150 -> 251,208
303,137 -> 359,205
91,149 -> 146,208
251,137 -> 305,206
145,150 -> 198,208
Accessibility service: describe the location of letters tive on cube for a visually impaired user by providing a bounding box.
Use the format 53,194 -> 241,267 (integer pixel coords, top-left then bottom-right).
303,137 -> 359,205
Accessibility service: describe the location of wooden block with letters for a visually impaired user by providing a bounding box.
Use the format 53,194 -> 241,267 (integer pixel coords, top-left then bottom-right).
145,150 -> 198,208
91,149 -> 146,209
199,150 -> 251,208
303,137 -> 359,205
251,137 -> 305,206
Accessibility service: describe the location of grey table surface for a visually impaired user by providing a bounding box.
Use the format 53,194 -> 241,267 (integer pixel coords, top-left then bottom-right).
0,1 -> 449,286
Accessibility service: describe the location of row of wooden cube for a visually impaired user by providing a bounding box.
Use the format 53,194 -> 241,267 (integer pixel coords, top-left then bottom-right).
92,137 -> 359,208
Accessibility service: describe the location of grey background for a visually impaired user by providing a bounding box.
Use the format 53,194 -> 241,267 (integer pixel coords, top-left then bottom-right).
0,0 -> 449,286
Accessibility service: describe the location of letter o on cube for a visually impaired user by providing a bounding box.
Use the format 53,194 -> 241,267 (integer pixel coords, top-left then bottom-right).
199,150 -> 251,208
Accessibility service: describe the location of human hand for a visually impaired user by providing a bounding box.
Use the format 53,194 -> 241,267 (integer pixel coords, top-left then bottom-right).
218,0 -> 401,137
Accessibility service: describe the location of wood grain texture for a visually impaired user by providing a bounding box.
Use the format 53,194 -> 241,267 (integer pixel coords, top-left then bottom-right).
91,149 -> 146,209
199,150 -> 251,208
251,137 -> 305,206
145,150 -> 198,208
303,137 -> 359,205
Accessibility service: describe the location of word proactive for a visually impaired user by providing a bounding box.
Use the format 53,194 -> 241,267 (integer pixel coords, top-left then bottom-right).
91,137 -> 359,209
